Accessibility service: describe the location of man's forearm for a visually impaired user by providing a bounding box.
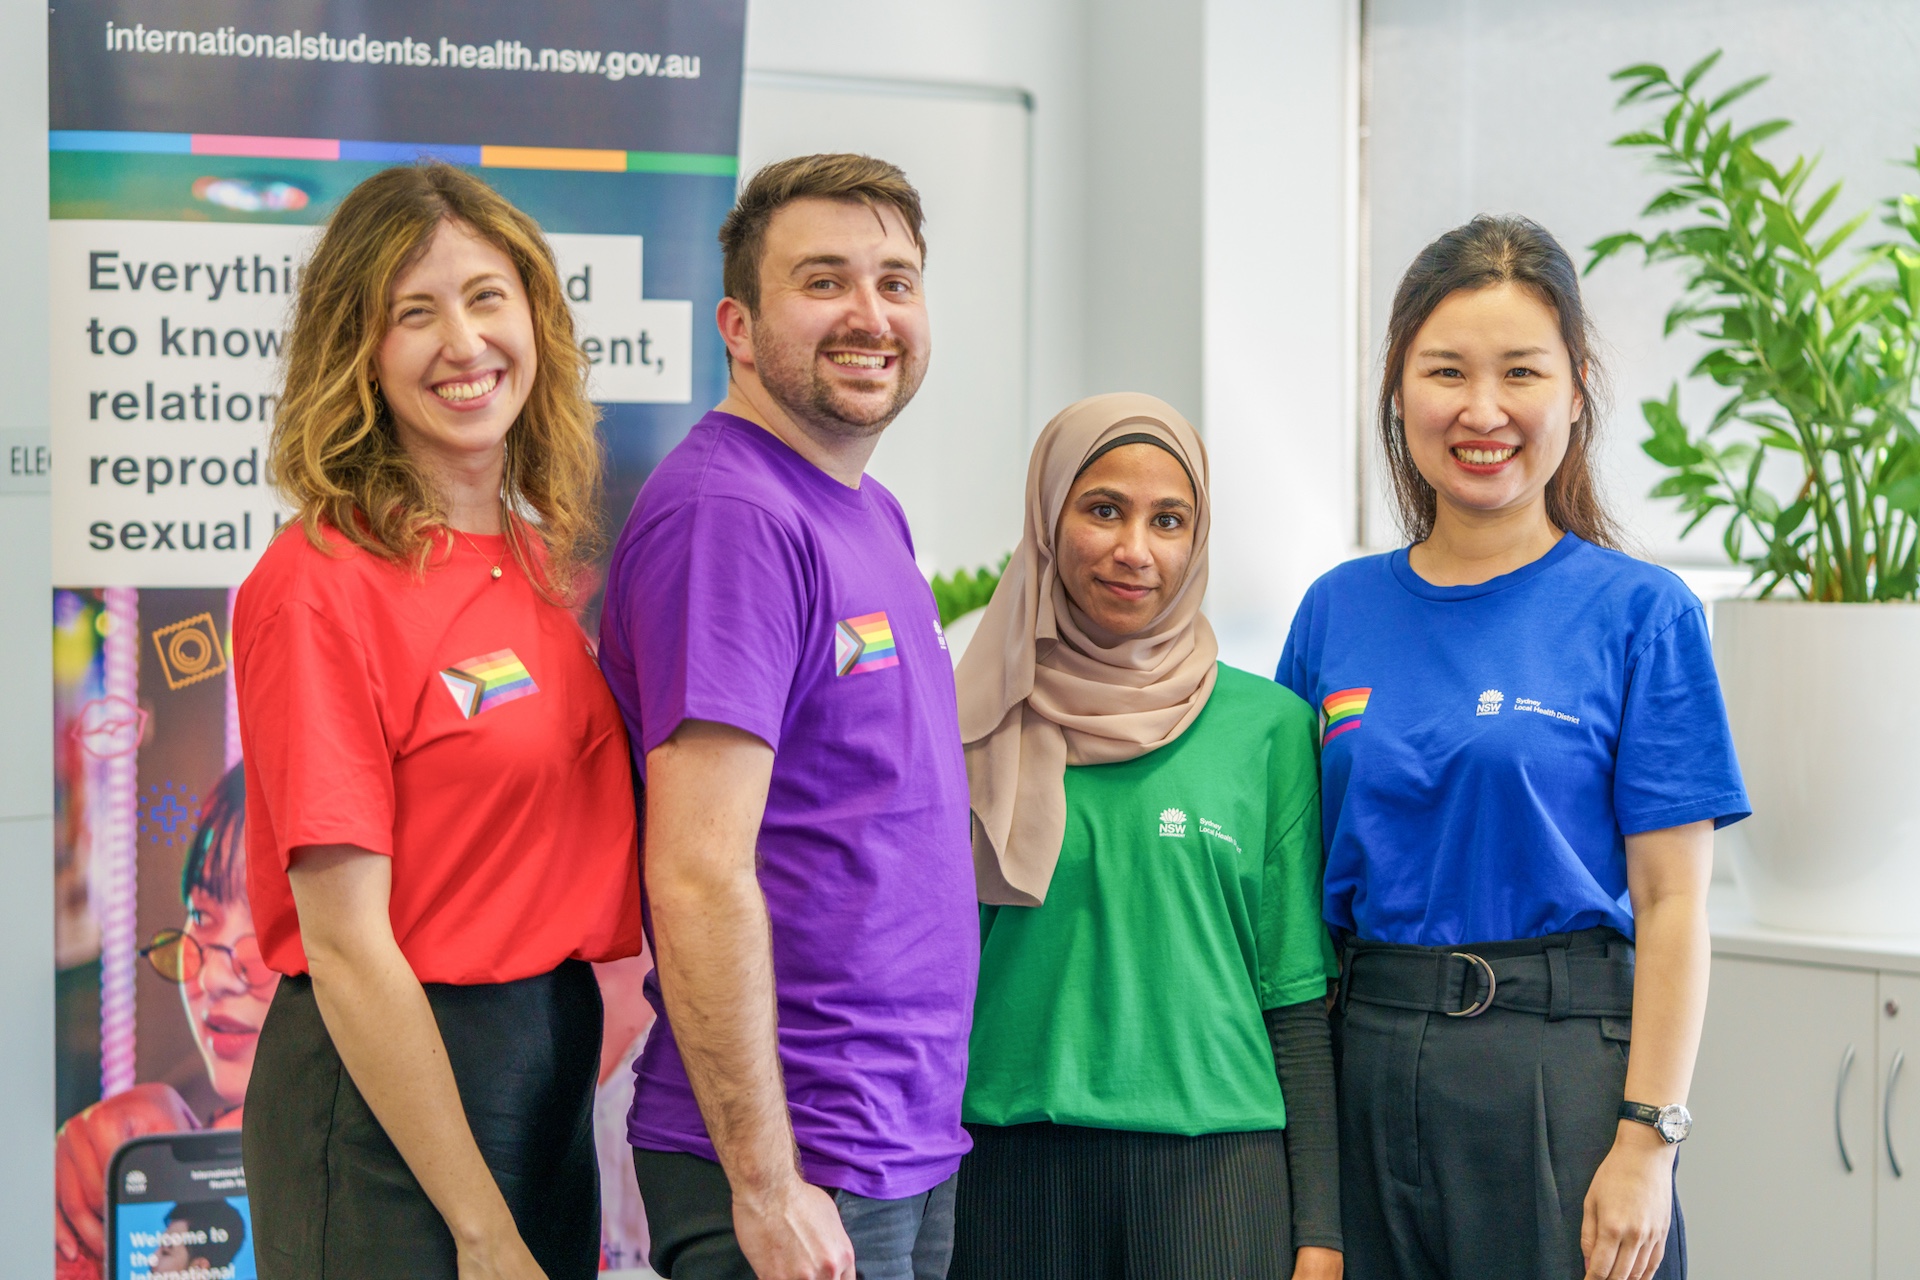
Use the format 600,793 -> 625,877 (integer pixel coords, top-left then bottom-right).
650,862 -> 800,1199
642,719 -> 852,1279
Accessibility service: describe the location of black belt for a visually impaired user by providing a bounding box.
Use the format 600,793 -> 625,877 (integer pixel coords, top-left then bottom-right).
1338,927 -> 1635,1021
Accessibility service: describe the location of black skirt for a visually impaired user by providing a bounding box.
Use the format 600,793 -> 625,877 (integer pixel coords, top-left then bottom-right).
243,959 -> 603,1280
949,1122 -> 1295,1280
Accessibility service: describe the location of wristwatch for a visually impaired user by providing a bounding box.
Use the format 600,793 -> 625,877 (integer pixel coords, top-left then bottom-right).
1619,1101 -> 1692,1144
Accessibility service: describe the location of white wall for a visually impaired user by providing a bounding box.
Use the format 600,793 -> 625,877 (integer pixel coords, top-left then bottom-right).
1366,0 -> 1920,575
748,5 -> 1367,679
739,76 -> 1036,577
1083,0 -> 1205,420
747,0 -> 1091,459
1071,0 -> 1362,671
745,1 -> 1363,674
0,0 -> 56,1264
1204,0 -> 1360,671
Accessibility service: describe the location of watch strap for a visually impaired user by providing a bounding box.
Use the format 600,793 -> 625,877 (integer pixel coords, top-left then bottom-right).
1618,1101 -> 1663,1127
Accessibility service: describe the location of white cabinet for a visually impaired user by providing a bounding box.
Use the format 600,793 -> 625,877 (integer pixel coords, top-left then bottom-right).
1881,973 -> 1920,1277
1690,890 -> 1920,1279
1687,957 -> 1877,1279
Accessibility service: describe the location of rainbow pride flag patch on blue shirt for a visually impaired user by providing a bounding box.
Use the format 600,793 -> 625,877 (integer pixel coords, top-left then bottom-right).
1321,687 -> 1370,745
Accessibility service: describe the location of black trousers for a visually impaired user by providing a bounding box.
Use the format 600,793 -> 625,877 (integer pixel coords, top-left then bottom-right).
243,960 -> 603,1280
1334,930 -> 1685,1280
948,1122 -> 1295,1280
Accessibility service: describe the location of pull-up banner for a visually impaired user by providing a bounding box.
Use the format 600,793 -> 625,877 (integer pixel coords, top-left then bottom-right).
49,3 -> 744,1276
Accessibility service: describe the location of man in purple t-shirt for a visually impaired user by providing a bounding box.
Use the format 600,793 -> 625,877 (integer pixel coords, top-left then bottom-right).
598,154 -> 978,1280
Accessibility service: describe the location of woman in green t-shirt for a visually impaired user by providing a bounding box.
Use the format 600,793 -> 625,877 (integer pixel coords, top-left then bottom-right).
948,393 -> 1342,1280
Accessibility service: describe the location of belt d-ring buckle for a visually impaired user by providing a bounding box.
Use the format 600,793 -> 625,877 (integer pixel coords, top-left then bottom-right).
1446,952 -> 1497,1018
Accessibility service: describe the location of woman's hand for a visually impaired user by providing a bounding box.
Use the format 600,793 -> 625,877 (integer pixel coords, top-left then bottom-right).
1294,1244 -> 1343,1279
1580,1123 -> 1674,1280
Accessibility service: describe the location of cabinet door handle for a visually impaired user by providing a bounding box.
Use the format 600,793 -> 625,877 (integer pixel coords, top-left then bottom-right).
1889,1050 -> 1906,1179
1837,1044 -> 1857,1173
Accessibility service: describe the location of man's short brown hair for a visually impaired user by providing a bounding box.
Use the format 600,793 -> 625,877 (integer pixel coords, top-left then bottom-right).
720,154 -> 927,313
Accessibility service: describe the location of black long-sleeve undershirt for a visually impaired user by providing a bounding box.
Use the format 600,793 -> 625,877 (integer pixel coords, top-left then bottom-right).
1265,996 -> 1343,1253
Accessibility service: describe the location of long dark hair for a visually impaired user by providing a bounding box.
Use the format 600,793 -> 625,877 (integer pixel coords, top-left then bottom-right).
1378,214 -> 1619,548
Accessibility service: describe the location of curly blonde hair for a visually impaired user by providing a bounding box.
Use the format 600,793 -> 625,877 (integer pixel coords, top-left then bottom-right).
270,163 -> 602,598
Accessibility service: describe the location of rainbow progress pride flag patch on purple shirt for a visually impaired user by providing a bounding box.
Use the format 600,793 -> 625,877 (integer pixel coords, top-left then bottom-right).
835,611 -> 899,676
440,648 -> 539,719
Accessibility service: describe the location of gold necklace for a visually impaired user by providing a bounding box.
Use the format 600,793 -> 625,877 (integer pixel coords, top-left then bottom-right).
452,527 -> 504,580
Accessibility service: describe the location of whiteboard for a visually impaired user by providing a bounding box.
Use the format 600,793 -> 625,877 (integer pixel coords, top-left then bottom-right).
738,71 -> 1032,578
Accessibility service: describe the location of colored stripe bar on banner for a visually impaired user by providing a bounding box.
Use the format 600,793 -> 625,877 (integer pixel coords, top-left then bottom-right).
628,150 -> 738,176
340,139 -> 484,165
50,129 -> 190,153
194,134 -> 340,160
50,129 -> 737,176
481,144 -> 628,172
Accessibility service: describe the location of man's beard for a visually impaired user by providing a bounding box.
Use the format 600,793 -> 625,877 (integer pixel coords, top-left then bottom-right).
750,322 -> 927,442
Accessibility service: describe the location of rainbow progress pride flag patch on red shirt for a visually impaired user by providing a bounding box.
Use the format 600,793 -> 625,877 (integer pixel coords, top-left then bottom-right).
835,611 -> 899,676
1321,687 -> 1371,745
440,648 -> 539,719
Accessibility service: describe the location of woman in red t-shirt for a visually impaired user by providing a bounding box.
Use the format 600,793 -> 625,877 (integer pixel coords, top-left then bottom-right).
233,163 -> 642,1280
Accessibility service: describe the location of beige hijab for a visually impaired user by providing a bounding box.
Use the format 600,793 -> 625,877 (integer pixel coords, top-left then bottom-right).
955,393 -> 1218,907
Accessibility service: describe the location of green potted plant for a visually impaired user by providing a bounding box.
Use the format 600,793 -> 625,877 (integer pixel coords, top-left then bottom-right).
1590,51 -> 1920,934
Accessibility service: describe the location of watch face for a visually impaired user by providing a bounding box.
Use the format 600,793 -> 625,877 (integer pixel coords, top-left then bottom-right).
1656,1104 -> 1692,1143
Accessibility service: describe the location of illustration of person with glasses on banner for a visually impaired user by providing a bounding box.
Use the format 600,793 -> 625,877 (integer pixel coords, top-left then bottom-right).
56,764 -> 273,1277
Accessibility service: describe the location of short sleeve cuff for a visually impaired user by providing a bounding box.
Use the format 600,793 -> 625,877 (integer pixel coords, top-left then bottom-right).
1617,790 -> 1752,837
1261,971 -> 1335,1011
643,700 -> 782,756
276,825 -> 395,869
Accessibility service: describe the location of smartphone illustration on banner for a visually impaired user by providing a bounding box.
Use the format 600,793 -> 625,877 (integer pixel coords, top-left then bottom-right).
106,1131 -> 255,1280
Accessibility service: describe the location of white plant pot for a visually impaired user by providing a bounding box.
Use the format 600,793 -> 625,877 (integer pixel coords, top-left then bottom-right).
1713,599 -> 1920,936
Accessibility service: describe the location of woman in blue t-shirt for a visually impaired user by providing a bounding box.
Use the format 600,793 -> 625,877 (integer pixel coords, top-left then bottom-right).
1279,215 -> 1748,1280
